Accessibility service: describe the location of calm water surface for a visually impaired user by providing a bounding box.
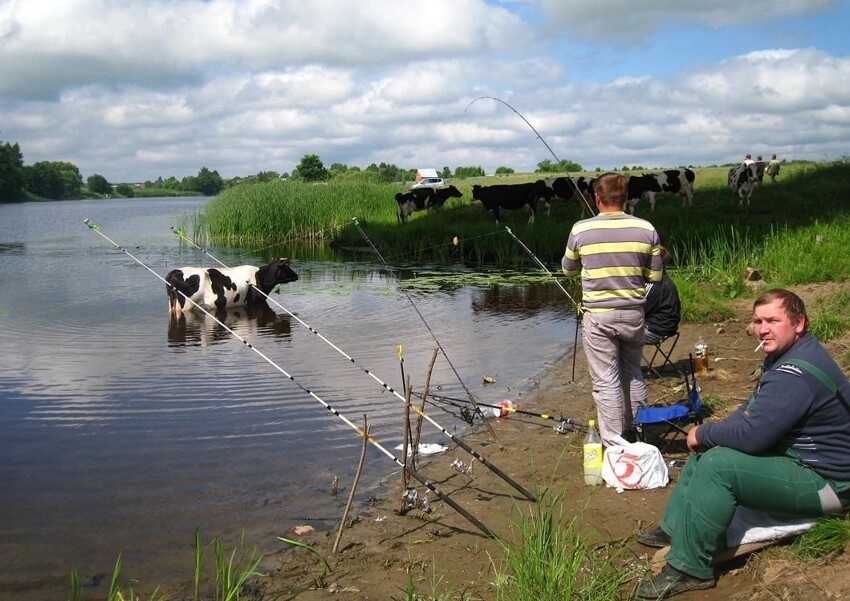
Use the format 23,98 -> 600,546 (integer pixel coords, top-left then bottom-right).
0,198 -> 577,599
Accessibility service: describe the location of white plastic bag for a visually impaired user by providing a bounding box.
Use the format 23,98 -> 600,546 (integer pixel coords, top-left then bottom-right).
601,442 -> 669,491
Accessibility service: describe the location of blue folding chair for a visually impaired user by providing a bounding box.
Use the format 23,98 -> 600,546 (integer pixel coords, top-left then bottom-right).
635,355 -> 703,453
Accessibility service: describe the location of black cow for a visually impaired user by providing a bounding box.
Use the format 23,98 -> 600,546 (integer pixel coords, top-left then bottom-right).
728,163 -> 757,206
625,169 -> 695,214
395,185 -> 462,223
543,176 -> 596,216
166,258 -> 299,313
471,180 -> 553,224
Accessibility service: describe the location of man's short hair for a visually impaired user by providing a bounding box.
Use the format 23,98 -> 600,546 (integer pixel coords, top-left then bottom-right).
753,289 -> 808,331
594,173 -> 627,206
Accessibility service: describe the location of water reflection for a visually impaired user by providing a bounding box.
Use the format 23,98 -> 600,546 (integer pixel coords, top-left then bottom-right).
471,283 -> 573,317
167,301 -> 293,347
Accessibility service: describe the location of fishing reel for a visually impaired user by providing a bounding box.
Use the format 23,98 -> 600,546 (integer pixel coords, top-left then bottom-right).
450,458 -> 473,476
459,406 -> 476,426
554,417 -> 579,435
401,487 -> 431,512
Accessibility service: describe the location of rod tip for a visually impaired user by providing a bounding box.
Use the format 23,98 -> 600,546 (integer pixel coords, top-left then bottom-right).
83,218 -> 90,224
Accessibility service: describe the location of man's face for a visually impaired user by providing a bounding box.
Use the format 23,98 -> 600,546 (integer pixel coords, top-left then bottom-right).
752,299 -> 805,356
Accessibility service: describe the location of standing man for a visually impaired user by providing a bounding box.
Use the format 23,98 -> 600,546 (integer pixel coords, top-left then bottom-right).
755,155 -> 766,185
766,153 -> 781,184
635,289 -> 850,599
562,172 -> 663,446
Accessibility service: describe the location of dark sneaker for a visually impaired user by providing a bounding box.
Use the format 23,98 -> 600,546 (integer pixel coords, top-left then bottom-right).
636,564 -> 715,599
634,527 -> 671,548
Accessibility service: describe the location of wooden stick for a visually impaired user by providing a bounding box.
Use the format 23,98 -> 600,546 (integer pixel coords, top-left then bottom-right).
412,347 -> 440,471
333,414 -> 369,555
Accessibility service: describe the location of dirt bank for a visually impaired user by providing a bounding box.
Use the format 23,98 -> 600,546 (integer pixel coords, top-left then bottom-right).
259,283 -> 850,600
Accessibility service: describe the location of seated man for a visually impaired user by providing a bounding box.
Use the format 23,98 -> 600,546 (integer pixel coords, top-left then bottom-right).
635,289 -> 850,599
644,247 -> 681,345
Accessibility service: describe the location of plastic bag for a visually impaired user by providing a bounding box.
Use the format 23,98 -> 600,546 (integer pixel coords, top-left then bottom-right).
601,442 -> 669,491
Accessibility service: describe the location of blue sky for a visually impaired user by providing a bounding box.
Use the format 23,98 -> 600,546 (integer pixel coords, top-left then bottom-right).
1,0 -> 848,182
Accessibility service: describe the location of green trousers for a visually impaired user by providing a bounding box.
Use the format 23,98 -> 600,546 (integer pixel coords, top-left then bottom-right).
660,447 -> 847,580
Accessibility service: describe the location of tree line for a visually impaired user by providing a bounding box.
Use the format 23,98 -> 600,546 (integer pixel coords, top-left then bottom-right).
0,138 -> 588,203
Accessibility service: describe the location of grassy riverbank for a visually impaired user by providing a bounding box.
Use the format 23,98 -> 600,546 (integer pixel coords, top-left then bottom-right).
195,161 -> 850,323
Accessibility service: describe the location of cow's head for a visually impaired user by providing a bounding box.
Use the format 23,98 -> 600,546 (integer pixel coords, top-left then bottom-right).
256,258 -> 299,293
471,185 -> 483,200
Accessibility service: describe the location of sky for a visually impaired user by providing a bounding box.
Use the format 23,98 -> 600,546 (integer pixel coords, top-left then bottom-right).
1,0 -> 849,183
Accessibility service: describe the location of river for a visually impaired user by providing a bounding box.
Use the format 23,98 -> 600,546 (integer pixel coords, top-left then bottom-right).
0,197 -> 577,599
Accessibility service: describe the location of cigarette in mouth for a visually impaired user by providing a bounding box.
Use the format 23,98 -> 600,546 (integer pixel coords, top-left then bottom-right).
754,339 -> 766,352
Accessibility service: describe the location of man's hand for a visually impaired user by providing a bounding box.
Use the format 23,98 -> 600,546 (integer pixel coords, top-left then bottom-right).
686,426 -> 703,453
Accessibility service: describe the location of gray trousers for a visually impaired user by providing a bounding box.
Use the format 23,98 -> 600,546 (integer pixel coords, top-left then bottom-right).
581,308 -> 647,445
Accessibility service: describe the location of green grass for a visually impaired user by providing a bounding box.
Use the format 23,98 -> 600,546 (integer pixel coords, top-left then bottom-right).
68,532 -> 263,601
190,161 -> 850,323
490,488 -> 642,601
791,515 -> 850,561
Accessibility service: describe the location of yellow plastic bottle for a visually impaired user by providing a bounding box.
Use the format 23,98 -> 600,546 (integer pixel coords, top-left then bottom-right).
583,419 -> 603,485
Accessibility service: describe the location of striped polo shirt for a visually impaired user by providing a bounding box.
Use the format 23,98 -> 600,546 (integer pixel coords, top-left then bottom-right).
561,211 -> 663,311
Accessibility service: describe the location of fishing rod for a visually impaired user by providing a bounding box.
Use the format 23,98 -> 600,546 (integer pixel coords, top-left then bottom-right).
422,391 -> 586,429
465,96 -> 596,216
85,219 -> 496,538
170,226 -> 536,502
503,226 -> 584,381
350,218 -> 508,453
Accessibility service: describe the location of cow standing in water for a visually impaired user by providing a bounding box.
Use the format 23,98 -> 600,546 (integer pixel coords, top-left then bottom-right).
166,258 -> 299,312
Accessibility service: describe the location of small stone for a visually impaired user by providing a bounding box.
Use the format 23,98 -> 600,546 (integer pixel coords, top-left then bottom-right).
716,326 -> 725,334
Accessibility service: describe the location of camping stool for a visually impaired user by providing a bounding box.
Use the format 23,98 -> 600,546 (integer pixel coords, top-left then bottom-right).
643,332 -> 685,379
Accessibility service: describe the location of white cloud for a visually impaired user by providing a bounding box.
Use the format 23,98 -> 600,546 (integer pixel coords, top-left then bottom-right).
1,1 -> 849,181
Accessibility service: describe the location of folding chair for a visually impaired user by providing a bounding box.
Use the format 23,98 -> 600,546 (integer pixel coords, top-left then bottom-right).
643,331 -> 684,379
634,356 -> 703,453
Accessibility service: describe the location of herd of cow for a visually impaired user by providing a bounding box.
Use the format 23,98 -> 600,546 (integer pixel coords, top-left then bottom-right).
395,164 -> 761,224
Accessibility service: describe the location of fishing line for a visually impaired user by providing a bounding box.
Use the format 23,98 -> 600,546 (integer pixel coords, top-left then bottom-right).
171,226 -> 536,502
503,225 -> 584,382
351,217 -> 509,453
465,95 -> 596,216
85,219 -> 496,537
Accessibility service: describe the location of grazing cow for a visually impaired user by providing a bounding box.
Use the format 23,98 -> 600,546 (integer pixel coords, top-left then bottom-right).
728,163 -> 757,206
166,258 -> 299,313
395,185 -> 462,223
542,176 -> 596,216
625,169 -> 695,214
472,180 -> 553,224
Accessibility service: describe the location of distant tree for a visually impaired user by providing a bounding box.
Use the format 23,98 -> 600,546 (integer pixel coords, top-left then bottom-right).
256,171 -> 280,183
328,163 -> 348,179
87,173 -> 111,195
0,141 -> 25,202
441,166 -> 452,179
495,166 -> 514,175
25,162 -> 65,199
454,165 -> 485,178
293,154 -> 329,182
192,167 -> 223,195
536,159 -> 582,173
115,183 -> 134,197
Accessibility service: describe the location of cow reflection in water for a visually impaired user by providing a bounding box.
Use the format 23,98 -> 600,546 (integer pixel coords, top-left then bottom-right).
167,300 -> 292,347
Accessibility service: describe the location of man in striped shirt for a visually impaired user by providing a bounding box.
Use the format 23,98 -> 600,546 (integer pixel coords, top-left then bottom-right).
562,172 -> 663,446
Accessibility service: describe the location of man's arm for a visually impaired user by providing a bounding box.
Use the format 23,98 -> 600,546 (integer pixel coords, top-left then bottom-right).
562,233 -> 581,276
696,371 -> 813,453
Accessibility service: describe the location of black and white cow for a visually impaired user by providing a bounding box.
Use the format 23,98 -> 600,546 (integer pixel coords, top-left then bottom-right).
728,163 -> 757,206
625,169 -> 695,214
542,176 -> 596,216
166,258 -> 299,313
395,185 -> 462,223
472,180 -> 553,224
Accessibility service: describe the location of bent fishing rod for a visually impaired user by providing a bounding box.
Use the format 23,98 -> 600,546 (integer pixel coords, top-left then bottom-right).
465,96 -> 596,216
503,226 -> 583,381
350,218 -> 509,453
84,219 -> 496,537
170,226 -> 536,502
